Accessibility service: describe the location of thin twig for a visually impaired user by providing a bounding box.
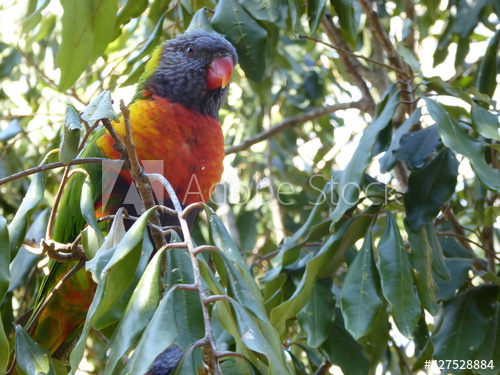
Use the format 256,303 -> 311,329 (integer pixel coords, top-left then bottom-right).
225,101 -> 364,155
25,259 -> 86,335
0,158 -> 114,186
437,232 -> 499,261
300,34 -> 407,75
118,100 -> 167,258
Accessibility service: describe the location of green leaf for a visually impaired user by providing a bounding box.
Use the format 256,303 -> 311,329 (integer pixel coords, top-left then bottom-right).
240,0 -> 280,22
0,315 -> 8,374
394,125 -> 442,170
70,208 -> 155,372
297,279 -> 335,348
126,13 -> 165,68
320,309 -> 370,375
270,214 -> 371,335
165,246 -> 204,349
15,325 -> 55,375
23,0 -> 51,34
375,212 -> 420,338
330,0 -> 356,40
0,215 -> 10,302
207,207 -> 263,304
80,175 -> 104,242
57,0 -> 94,91
187,8 -> 216,32
405,222 -> 440,315
395,42 -> 421,72
308,0 -> 327,33
80,90 -> 118,123
228,298 -> 293,374
432,285 -> 499,372
330,91 -> 400,223
471,103 -> 500,141
424,97 -> 500,193
379,107 -> 422,172
91,0 -> 118,61
123,289 -> 178,375
59,105 -> 82,165
435,258 -> 473,302
8,152 -> 56,258
475,27 -> 500,97
211,0 -> 269,82
473,304 -> 500,375
116,0 -> 148,26
404,148 -> 459,230
340,232 -> 383,340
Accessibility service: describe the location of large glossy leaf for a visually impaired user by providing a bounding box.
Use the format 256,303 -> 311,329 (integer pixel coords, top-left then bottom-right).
15,325 -> 55,375
434,258 -> 473,302
330,91 -> 400,223
375,212 -> 420,338
404,148 -> 459,231
340,232 -> 383,340
207,207 -> 263,303
473,304 -> 500,375
471,103 -> 500,141
211,0 -> 269,82
240,0 -> 280,22
270,214 -> 371,335
379,107 -> 422,172
229,298 -> 293,374
70,208 -> 155,372
57,0 -> 94,91
91,0 -> 117,61
320,309 -> 370,375
57,0 -> 117,90
394,125 -> 442,170
297,279 -> 335,348
165,246 -> 204,349
406,222 -> 443,315
424,97 -> 500,193
103,247 -> 165,374
432,285 -> 499,373
122,289 -> 178,375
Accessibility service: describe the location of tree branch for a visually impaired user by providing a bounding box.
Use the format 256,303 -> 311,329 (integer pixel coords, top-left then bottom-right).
0,158 -> 114,186
225,101 -> 364,155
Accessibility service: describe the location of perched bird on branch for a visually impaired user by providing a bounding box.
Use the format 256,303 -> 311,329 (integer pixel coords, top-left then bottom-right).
11,30 -> 237,373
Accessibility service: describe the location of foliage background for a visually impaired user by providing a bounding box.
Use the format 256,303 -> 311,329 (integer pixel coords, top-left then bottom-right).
0,0 -> 499,374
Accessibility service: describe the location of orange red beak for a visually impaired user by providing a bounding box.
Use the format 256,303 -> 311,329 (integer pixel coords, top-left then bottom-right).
206,55 -> 234,90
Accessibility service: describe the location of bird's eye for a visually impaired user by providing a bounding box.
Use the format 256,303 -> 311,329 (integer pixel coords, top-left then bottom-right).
185,46 -> 194,55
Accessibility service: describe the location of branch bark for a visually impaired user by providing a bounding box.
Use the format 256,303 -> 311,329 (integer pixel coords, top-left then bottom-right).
225,101 -> 365,155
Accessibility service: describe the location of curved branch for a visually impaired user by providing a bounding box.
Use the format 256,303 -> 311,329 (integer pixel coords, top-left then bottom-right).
0,158 -> 114,186
225,101 -> 364,155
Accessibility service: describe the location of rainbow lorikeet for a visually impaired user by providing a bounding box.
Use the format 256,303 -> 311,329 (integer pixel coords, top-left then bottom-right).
22,30 -> 237,365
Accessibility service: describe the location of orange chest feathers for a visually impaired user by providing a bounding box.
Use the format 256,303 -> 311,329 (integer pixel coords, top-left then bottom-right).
97,96 -> 225,205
